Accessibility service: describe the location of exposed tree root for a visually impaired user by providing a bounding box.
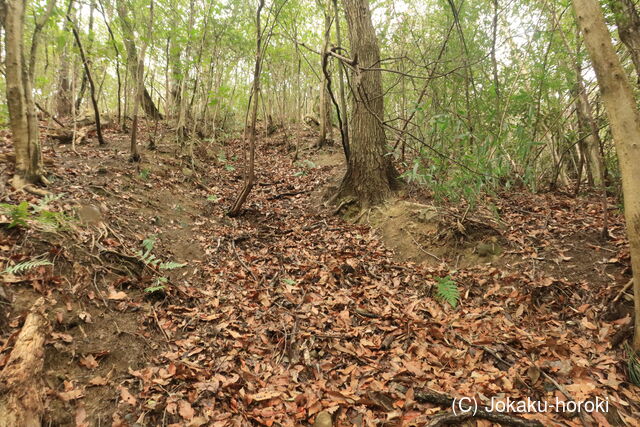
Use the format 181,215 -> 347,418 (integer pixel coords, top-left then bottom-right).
10,175 -> 51,196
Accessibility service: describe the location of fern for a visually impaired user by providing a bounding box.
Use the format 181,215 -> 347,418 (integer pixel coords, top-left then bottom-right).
145,277 -> 167,293
1,195 -> 67,230
3,258 -> 53,275
435,276 -> 460,308
159,261 -> 186,270
141,236 -> 156,254
0,201 -> 30,228
625,343 -> 640,386
136,236 -> 185,271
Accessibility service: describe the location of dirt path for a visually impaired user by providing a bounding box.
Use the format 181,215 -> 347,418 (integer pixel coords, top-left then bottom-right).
0,124 -> 638,425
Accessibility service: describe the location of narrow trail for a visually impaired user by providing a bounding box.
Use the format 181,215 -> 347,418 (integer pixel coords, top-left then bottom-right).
1,123 -> 637,425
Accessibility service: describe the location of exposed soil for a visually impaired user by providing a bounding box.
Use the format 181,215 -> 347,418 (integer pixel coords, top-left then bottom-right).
0,123 -> 638,426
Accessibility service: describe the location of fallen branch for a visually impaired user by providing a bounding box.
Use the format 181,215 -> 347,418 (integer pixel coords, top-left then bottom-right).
267,190 -> 307,200
612,278 -> 634,303
35,102 -> 65,128
0,298 -> 49,427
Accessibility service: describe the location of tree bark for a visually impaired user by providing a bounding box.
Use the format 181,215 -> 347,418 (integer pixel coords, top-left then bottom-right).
176,0 -> 195,141
0,298 -> 49,427
67,5 -> 105,146
56,45 -> 73,117
573,0 -> 640,350
317,0 -> 333,147
335,0 -> 397,207
228,0 -> 264,217
333,0 -> 349,151
3,0 -> 45,188
117,0 -> 153,161
117,7 -> 162,121
608,0 -> 640,86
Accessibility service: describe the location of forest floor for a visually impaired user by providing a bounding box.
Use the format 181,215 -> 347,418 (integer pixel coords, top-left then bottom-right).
0,121 -> 639,426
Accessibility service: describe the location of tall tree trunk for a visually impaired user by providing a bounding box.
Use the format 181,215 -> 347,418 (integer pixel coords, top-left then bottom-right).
491,0 -> 500,107
56,45 -> 73,117
117,0 -> 153,161
74,0 -> 94,112
574,58 -> 604,188
334,0 -> 397,207
67,2 -> 105,145
228,0 -> 264,217
608,0 -> 640,86
333,0 -> 349,150
573,0 -> 640,350
167,33 -> 182,119
317,1 -> 332,147
3,0 -> 45,188
116,1 -> 162,121
176,0 -> 195,141
97,0 -> 122,127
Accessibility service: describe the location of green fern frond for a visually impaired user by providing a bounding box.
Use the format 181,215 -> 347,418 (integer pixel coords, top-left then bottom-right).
436,276 -> 460,308
141,236 -> 156,255
0,201 -> 30,228
159,261 -> 186,270
625,343 -> 640,386
145,276 -> 168,293
3,258 -> 53,275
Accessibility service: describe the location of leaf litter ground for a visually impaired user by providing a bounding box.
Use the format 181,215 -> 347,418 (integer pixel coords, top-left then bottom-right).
0,122 -> 638,426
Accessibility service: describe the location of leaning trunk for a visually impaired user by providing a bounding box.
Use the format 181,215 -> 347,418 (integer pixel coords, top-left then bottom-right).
573,0 -> 640,350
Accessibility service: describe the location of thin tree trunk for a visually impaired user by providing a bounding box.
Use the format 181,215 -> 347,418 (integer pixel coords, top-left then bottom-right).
333,0 -> 349,150
74,0 -> 94,112
96,0 -> 122,128
608,0 -> 640,86
117,0 -> 153,161
491,0 -> 500,105
176,0 -> 195,142
317,1 -> 332,147
228,0 -> 265,217
56,44 -> 73,117
573,0 -> 640,350
67,3 -> 105,145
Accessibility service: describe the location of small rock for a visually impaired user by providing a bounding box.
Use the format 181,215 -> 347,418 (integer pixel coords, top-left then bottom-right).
313,411 -> 332,427
182,168 -> 194,177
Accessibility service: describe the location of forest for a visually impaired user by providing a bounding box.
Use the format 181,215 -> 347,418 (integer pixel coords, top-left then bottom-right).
1,0 -> 640,425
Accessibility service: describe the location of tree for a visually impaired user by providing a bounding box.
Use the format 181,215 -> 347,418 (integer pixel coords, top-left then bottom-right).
607,0 -> 640,86
117,0 -> 162,121
67,0 -> 106,146
117,0 -> 154,161
572,0 -> 640,350
315,0 -> 333,148
2,0 -> 48,189
334,0 -> 397,207
228,0 -> 265,217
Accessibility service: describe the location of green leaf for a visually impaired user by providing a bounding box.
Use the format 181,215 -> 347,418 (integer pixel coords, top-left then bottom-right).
3,257 -> 53,275
159,261 -> 186,270
435,276 -> 460,308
